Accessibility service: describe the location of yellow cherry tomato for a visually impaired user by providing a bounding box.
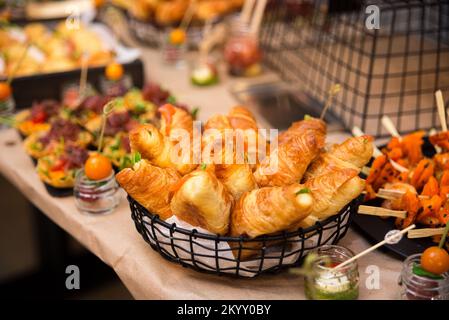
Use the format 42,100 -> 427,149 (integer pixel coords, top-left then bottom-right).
105,62 -> 124,81
0,82 -> 12,101
169,28 -> 186,46
93,0 -> 105,8
84,153 -> 113,181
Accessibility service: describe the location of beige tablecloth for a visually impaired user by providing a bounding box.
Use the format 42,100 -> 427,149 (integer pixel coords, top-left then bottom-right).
0,48 -> 404,299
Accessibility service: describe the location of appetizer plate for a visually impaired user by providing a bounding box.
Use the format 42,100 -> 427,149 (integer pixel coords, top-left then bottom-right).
352,137 -> 437,259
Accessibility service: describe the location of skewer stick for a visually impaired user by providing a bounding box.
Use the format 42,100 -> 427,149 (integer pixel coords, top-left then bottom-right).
435,90 -> 447,132
377,188 -> 429,200
249,0 -> 267,35
241,0 -> 256,25
320,84 -> 341,120
429,128 -> 442,153
408,227 -> 445,239
358,205 -> 407,219
381,115 -> 401,141
97,100 -> 117,152
334,224 -> 416,270
199,19 -> 214,63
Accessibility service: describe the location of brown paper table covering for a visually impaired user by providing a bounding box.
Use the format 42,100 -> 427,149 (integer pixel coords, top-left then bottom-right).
0,48 -> 404,299
0,127 -> 403,299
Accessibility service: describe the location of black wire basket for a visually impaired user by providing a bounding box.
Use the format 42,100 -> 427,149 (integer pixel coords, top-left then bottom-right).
128,194 -> 362,277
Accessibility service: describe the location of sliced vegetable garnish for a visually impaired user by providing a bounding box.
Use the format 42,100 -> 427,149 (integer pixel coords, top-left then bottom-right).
296,188 -> 310,195
412,264 -> 444,279
191,107 -> 199,120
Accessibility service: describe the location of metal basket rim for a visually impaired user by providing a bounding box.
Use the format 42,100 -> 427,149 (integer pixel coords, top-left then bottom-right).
127,194 -> 362,242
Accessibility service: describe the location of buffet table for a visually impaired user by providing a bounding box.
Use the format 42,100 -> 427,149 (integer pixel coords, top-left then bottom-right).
0,48 -> 403,299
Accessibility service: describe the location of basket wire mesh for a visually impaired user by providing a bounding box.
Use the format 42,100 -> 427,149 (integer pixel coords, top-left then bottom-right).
260,0 -> 449,137
128,195 -> 362,277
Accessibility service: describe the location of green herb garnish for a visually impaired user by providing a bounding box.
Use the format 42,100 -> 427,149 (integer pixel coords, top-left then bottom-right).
191,107 -> 199,120
133,152 -> 141,164
167,95 -> 177,104
135,102 -> 147,113
412,264 -> 444,279
296,188 -> 310,195
200,163 -> 207,170
304,114 -> 313,120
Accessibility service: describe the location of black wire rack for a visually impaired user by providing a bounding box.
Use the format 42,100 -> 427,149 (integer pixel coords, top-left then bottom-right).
260,0 -> 449,137
128,195 -> 362,277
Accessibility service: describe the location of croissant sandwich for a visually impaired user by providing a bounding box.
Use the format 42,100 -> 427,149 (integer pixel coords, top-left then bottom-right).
303,135 -> 374,181
116,160 -> 181,220
254,131 -> 323,187
159,104 -> 194,137
230,184 -> 314,238
278,117 -> 327,145
129,124 -> 197,175
170,166 -> 233,235
295,168 -> 365,229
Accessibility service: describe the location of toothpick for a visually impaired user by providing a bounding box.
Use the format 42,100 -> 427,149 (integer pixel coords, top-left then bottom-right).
381,115 -> 401,141
358,205 -> 407,219
408,227 -> 445,239
249,0 -> 267,35
435,90 -> 447,132
333,224 -> 416,270
97,100 -> 117,152
429,128 -> 442,153
320,84 -> 341,120
241,0 -> 256,25
199,19 -> 213,63
377,188 -> 429,200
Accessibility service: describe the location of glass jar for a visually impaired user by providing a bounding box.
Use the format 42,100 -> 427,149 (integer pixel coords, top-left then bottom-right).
398,253 -> 449,300
161,28 -> 187,67
304,245 -> 359,300
223,19 -> 262,77
0,97 -> 15,130
74,169 -> 119,215
99,74 -> 132,97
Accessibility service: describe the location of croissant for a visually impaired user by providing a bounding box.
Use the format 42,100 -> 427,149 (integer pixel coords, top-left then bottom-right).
254,132 -> 322,187
278,117 -> 327,145
227,106 -> 258,130
129,124 -> 197,175
303,136 -> 374,181
170,166 -> 233,235
202,114 -> 257,200
159,104 -> 194,137
295,168 -> 365,228
116,160 -> 181,220
230,183 -> 314,238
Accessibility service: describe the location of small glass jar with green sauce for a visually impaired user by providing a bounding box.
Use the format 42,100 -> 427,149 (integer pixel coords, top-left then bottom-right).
304,245 -> 359,300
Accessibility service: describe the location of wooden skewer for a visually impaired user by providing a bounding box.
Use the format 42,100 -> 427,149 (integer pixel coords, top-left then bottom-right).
241,0 -> 256,25
78,53 -> 89,102
249,0 -> 267,35
381,115 -> 402,141
377,188 -> 429,200
334,224 -> 416,270
408,227 -> 445,239
320,84 -> 341,120
429,128 -> 442,153
352,126 -> 408,172
435,90 -> 447,132
358,205 -> 407,219
6,43 -> 31,85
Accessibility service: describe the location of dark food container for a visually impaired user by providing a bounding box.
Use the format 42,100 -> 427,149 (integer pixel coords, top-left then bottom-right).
9,58 -> 145,110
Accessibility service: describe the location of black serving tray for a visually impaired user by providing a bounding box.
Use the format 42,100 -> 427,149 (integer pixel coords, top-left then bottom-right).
10,58 -> 145,110
44,182 -> 73,198
352,137 -> 438,259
